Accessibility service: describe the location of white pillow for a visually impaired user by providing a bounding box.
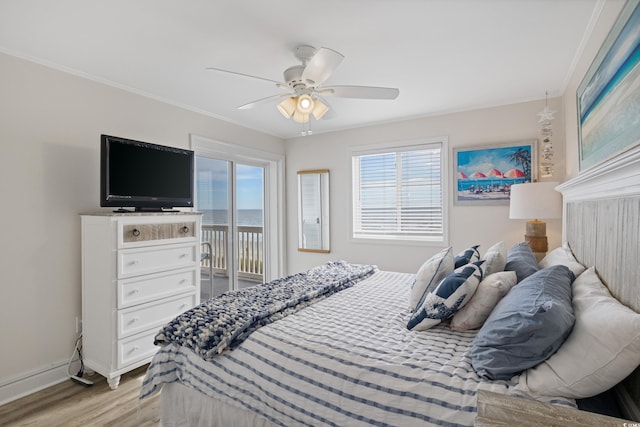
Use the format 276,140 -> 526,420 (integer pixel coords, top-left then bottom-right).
515,267 -> 640,398
408,247 -> 454,311
450,270 -> 516,331
481,241 -> 506,276
538,244 -> 586,277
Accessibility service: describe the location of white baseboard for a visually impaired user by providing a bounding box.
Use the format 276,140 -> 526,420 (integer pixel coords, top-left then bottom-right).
0,361 -> 69,406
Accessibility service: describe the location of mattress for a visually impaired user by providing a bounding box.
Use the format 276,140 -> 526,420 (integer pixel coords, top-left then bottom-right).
142,269 -> 575,426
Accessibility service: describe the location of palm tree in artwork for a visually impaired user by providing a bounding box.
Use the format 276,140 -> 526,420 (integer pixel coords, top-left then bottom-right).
508,148 -> 532,181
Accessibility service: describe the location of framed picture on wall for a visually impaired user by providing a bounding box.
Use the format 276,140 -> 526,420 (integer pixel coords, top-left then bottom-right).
577,0 -> 640,171
453,140 -> 537,205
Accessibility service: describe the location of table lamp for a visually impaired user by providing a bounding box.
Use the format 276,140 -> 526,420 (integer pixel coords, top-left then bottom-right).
509,182 -> 562,261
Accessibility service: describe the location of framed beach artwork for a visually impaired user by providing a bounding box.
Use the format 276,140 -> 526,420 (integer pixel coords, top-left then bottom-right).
577,0 -> 640,171
453,140 -> 537,205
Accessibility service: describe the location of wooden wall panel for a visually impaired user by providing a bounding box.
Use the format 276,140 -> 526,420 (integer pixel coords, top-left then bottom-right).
567,198 -> 640,312
567,197 -> 640,417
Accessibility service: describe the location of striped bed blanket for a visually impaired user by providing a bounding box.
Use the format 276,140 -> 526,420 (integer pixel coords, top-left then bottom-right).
153,260 -> 377,360
141,268 -> 576,426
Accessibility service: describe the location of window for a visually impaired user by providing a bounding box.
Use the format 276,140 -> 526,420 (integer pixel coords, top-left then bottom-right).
351,139 -> 447,243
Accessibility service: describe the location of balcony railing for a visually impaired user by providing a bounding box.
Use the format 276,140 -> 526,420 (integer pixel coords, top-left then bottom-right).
201,224 -> 264,282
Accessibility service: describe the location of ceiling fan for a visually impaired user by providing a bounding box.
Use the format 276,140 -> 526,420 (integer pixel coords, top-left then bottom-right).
206,45 -> 399,125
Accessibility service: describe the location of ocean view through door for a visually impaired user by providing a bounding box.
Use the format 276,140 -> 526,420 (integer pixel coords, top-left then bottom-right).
196,156 -> 265,300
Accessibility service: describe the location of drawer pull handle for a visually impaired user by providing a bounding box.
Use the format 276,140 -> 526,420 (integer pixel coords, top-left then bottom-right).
130,346 -> 140,354
129,259 -> 140,266
130,317 -> 140,323
179,279 -> 187,284
181,226 -> 190,234
132,228 -> 141,237
130,289 -> 139,294
180,303 -> 188,309
180,253 -> 188,258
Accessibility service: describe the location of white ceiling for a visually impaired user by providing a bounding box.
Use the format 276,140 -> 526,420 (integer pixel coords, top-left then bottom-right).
0,0 -> 601,139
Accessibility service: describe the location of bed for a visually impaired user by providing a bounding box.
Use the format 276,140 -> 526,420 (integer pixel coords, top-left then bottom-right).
141,263 -> 574,427
141,151 -> 640,427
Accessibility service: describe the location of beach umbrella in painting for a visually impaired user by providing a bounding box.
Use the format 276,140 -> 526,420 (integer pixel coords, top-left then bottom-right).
471,172 -> 486,178
504,168 -> 525,184
487,168 -> 503,178
458,171 -> 468,179
504,168 -> 525,178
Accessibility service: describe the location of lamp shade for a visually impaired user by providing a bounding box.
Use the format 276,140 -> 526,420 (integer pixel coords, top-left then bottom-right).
277,97 -> 297,118
292,110 -> 309,123
312,99 -> 329,120
509,182 -> 562,220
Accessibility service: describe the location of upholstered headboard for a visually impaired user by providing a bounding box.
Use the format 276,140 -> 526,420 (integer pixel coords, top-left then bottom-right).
557,146 -> 640,420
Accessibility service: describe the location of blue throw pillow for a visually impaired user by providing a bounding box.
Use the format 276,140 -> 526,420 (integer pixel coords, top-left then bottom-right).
454,245 -> 480,268
407,261 -> 484,331
471,265 -> 576,380
504,242 -> 539,282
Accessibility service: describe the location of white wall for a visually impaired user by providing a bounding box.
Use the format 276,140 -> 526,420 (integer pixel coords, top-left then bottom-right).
285,98 -> 565,275
0,52 -> 284,397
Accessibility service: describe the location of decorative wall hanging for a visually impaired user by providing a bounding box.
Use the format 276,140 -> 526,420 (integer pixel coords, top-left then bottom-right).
538,92 -> 556,178
453,140 -> 537,205
577,0 -> 640,171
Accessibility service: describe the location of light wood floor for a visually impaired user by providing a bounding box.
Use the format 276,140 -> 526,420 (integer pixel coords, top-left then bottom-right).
0,365 -> 159,427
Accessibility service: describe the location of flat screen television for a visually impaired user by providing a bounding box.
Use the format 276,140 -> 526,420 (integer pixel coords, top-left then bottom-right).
100,134 -> 194,211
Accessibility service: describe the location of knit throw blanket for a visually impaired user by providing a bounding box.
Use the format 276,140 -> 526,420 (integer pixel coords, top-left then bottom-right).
153,260 -> 377,361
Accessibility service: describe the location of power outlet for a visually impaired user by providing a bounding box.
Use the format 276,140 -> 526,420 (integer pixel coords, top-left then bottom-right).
75,316 -> 82,334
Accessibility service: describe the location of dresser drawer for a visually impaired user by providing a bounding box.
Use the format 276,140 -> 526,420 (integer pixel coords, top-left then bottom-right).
116,329 -> 158,369
118,293 -> 196,338
118,244 -> 196,278
118,268 -> 197,309
122,221 -> 196,244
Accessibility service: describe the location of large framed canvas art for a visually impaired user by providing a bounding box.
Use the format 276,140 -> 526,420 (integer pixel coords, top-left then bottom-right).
577,0 -> 640,171
454,141 -> 536,205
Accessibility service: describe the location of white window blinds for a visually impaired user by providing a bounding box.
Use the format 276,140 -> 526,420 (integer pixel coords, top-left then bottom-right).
352,141 -> 444,242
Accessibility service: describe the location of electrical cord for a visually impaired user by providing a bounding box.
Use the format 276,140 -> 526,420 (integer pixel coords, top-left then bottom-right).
67,334 -> 93,386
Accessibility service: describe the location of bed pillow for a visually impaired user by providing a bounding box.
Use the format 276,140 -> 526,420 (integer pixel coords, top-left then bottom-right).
481,241 -> 506,276
407,261 -> 484,331
454,245 -> 480,268
538,244 -> 586,277
516,267 -> 640,398
471,265 -> 575,380
450,271 -> 517,331
504,242 -> 539,282
408,247 -> 454,311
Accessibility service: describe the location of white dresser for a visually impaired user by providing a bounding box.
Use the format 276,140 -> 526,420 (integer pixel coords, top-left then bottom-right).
80,212 -> 201,389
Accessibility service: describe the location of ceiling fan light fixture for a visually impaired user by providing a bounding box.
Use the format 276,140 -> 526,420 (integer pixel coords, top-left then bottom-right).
292,110 -> 309,123
277,97 -> 296,118
297,94 -> 315,114
311,99 -> 329,120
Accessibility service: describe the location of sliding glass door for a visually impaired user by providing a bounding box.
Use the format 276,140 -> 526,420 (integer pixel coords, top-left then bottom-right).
196,156 -> 265,300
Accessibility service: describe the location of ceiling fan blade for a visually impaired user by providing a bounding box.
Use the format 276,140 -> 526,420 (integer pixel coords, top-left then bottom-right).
205,67 -> 284,86
301,47 -> 344,87
236,93 -> 291,110
319,85 -> 399,100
